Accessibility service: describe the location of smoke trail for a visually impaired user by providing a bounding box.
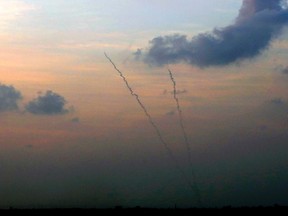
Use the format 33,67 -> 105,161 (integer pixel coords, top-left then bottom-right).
104,52 -> 201,205
168,68 -> 202,206
168,69 -> 191,162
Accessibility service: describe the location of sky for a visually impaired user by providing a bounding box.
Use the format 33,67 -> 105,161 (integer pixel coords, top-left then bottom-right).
1,0 -> 288,209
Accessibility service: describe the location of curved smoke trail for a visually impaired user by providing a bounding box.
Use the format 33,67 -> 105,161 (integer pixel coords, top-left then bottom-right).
168,68 -> 202,206
104,52 -> 201,206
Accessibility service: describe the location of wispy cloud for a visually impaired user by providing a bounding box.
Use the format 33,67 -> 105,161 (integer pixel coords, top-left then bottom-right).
0,0 -> 36,29
58,41 -> 136,50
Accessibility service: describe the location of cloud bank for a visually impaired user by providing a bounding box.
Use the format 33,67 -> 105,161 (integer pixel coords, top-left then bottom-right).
26,90 -> 69,115
137,0 -> 288,67
276,65 -> 288,74
0,83 -> 22,112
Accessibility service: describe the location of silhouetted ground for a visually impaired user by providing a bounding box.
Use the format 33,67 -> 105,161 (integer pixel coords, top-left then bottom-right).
1,206 -> 288,215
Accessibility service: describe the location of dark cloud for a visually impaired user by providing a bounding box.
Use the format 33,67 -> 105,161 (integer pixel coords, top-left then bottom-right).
162,89 -> 187,95
165,110 -> 175,116
282,67 -> 288,74
276,65 -> 288,74
270,97 -> 285,105
0,83 -> 22,112
174,89 -> 187,95
25,90 -> 69,115
279,66 -> 288,75
138,0 -> 288,67
71,117 -> 80,123
260,97 -> 288,121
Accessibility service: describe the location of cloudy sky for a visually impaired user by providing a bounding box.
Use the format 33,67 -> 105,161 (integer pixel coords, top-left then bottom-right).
1,0 -> 288,208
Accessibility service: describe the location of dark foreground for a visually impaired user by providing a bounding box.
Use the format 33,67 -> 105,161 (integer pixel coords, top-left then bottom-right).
1,206 -> 288,215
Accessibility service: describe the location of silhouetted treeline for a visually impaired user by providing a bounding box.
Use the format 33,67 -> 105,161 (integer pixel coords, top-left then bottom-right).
1,205 -> 288,215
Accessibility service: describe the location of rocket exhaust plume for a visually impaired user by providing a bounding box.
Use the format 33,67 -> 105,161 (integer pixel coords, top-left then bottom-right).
136,0 -> 288,67
104,52 -> 201,205
168,68 -> 202,205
